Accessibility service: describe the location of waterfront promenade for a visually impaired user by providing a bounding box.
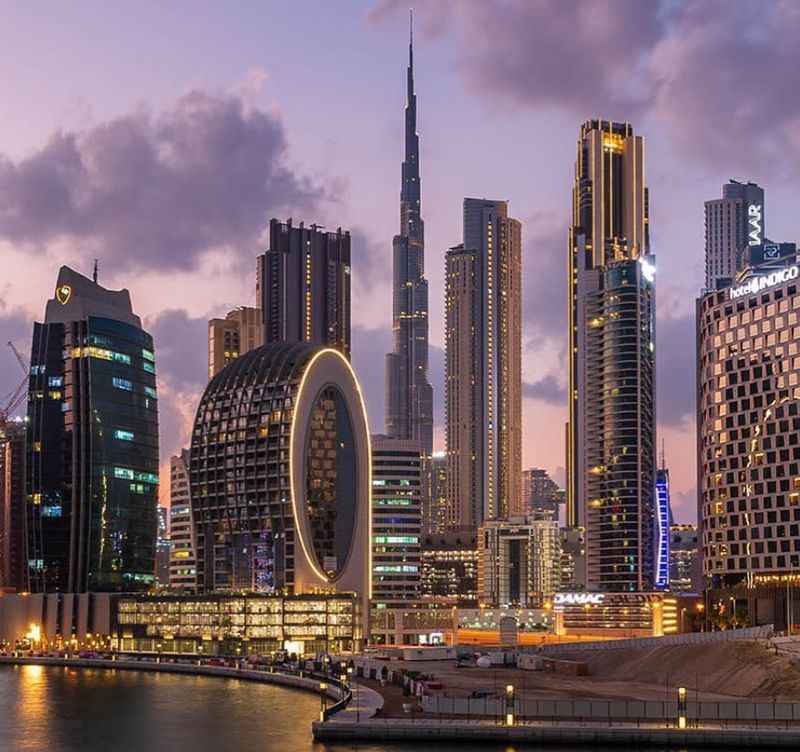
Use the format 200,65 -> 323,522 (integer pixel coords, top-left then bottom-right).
6,654 -> 800,748
313,716 -> 800,747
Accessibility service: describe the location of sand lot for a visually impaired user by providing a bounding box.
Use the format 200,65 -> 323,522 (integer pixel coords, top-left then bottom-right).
379,640 -> 800,704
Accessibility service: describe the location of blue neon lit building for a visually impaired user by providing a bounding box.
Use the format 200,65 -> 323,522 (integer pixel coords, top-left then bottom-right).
654,468 -> 671,590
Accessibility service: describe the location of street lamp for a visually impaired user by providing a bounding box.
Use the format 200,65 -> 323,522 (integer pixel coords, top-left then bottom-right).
347,667 -> 359,723
677,686 -> 687,729
319,681 -> 328,722
505,684 -> 515,727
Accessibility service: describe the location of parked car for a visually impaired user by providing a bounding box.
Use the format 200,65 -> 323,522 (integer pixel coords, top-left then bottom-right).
470,688 -> 495,699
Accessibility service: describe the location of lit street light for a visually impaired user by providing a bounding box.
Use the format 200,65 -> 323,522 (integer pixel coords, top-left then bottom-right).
677,686 -> 687,729
505,684 -> 515,727
319,681 -> 328,721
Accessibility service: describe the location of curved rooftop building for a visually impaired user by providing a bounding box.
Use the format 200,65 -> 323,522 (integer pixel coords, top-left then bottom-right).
189,342 -> 370,613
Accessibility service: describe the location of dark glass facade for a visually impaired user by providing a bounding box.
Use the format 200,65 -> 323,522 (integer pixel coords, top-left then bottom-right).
583,259 -> 656,590
26,269 -> 159,593
305,387 -> 356,578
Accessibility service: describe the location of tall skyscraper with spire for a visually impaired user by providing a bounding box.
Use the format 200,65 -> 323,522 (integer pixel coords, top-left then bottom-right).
385,13 -> 433,456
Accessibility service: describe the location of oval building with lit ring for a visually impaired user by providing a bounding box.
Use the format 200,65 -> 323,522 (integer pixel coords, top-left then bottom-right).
189,343 -> 370,616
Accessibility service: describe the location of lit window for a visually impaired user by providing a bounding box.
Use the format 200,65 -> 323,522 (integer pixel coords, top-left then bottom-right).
142,362 -> 155,374
114,430 -> 134,442
113,377 -> 133,391
142,349 -> 155,362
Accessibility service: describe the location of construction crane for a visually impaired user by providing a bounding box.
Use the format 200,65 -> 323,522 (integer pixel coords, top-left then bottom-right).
1,341 -> 29,425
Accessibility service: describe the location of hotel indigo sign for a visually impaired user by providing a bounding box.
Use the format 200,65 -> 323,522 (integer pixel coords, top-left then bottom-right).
729,266 -> 799,300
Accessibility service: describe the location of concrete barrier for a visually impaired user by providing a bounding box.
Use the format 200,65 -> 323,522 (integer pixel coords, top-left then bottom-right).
536,625 -> 774,654
420,694 -> 800,724
313,718 -> 800,747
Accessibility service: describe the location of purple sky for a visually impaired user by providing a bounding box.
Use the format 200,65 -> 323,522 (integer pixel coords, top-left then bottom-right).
2,1 -> 799,521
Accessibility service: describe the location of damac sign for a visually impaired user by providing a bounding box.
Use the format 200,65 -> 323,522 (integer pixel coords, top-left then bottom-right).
729,266 -> 799,300
554,592 -> 605,606
748,204 -> 763,246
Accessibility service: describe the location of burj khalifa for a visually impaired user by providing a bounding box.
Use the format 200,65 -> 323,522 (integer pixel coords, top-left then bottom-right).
385,14 -> 433,455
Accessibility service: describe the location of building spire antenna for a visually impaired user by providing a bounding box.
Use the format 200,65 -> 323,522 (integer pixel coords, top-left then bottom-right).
409,8 -> 413,68
659,439 -> 666,471
93,259 -> 98,284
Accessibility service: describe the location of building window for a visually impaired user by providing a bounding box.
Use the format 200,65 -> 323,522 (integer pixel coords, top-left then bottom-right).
113,377 -> 133,391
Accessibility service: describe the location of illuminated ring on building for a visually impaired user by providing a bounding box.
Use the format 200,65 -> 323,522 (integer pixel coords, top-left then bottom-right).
289,348 -> 371,587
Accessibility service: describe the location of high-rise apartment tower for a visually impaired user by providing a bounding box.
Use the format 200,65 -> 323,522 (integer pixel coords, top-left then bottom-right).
567,120 -> 657,592
257,219 -> 351,359
208,306 -> 263,378
446,198 -> 522,529
704,180 -> 764,291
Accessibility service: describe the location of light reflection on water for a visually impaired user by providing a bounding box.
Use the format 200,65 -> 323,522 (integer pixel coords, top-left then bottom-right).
0,666 -> 731,752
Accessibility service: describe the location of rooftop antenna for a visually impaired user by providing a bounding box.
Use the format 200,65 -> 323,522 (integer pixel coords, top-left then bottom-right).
93,259 -> 98,284
659,439 -> 666,471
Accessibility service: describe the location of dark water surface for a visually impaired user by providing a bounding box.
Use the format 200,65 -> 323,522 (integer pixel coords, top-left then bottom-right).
0,664 -> 733,752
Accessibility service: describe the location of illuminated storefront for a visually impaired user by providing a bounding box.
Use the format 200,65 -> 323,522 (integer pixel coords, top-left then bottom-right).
115,592 -> 362,656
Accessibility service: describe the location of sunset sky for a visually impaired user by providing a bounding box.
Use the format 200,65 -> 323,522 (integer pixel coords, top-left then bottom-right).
3,1 -> 800,520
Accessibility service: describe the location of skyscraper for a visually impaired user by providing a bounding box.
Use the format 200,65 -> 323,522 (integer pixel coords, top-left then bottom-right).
697,250 -> 800,622
478,517 -> 560,608
423,452 -> 448,535
385,16 -> 433,455
27,266 -> 159,592
208,306 -> 263,378
169,449 -> 196,591
155,506 -> 170,586
190,342 -> 370,620
257,219 -> 351,359
655,465 -> 671,590
371,434 -> 422,606
446,198 -> 522,529
567,120 -> 657,592
0,420 -> 27,591
704,180 -> 765,290
522,468 -> 565,521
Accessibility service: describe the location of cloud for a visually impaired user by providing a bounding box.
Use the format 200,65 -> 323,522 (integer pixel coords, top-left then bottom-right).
657,312 -> 695,427
146,308 -> 209,478
370,0 -> 800,173
523,374 -> 566,404
147,308 -> 209,395
370,0 -> 662,115
647,1 -> 800,173
0,90 -> 323,272
0,301 -> 31,419
521,212 -> 567,342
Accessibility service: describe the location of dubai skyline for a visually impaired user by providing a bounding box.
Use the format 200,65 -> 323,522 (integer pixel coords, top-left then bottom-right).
3,1 -> 800,523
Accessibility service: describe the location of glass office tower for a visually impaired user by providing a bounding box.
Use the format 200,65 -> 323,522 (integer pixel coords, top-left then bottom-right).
27,266 -> 159,592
